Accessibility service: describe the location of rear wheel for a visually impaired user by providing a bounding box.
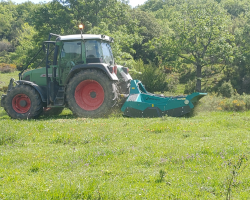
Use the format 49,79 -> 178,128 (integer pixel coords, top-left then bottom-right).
66,69 -> 117,117
4,84 -> 43,119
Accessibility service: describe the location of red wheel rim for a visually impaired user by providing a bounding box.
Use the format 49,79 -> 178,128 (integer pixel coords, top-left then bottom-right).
12,94 -> 31,114
74,80 -> 104,111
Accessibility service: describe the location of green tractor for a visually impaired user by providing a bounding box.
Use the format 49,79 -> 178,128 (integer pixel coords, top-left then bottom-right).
1,32 -> 206,119
1,33 -> 131,119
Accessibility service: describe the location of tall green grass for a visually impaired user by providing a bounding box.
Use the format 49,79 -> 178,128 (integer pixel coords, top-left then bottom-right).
0,107 -> 250,199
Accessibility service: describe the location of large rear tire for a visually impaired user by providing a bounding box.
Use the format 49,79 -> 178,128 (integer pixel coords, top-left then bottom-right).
4,84 -> 43,119
66,69 -> 117,118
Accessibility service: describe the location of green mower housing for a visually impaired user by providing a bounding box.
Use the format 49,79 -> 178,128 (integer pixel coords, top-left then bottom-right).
122,80 -> 207,118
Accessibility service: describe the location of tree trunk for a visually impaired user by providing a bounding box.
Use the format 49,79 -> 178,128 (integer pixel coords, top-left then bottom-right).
196,65 -> 202,92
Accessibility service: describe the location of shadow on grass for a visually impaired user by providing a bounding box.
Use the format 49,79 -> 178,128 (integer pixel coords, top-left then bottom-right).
0,107 -> 125,121
39,108 -> 75,120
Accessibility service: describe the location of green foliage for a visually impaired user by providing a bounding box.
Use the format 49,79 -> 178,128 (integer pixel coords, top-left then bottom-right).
0,2 -> 15,41
131,59 -> 167,92
166,73 -> 179,92
184,79 -> 196,94
150,0 -> 235,92
1,0 -> 250,95
222,0 -> 250,18
130,9 -> 163,62
218,80 -> 235,98
9,23 -> 37,68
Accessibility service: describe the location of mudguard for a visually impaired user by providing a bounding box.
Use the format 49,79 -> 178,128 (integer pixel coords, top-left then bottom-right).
65,63 -> 118,84
8,79 -> 47,102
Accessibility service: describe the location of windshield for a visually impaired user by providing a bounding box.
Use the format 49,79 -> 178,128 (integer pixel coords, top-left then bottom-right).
85,40 -> 114,65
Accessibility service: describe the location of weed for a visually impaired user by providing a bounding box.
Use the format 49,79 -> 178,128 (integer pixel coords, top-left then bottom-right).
155,169 -> 166,183
30,166 -> 39,173
225,154 -> 248,200
0,133 -> 16,145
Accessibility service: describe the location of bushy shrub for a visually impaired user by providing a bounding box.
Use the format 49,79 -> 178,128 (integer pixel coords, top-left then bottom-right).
131,60 -> 167,92
218,80 -> 234,98
195,93 -> 250,113
217,93 -> 250,111
184,79 -> 196,94
218,99 -> 246,111
0,63 -> 16,73
166,74 -> 179,93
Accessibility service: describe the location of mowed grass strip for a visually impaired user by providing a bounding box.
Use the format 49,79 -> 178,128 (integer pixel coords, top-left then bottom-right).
0,108 -> 250,199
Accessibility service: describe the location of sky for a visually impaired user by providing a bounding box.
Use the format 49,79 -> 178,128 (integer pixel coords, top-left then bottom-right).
11,0 -> 147,7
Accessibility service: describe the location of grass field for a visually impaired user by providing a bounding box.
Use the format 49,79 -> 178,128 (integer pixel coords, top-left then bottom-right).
1,72 -> 250,199
1,107 -> 250,199
0,71 -> 19,88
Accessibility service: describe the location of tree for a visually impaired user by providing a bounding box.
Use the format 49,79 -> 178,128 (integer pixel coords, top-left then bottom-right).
221,0 -> 250,18
10,23 -> 37,68
225,11 -> 250,93
157,0 -> 235,92
130,10 -> 163,63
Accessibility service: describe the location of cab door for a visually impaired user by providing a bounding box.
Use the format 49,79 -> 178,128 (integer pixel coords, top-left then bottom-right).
58,41 -> 83,85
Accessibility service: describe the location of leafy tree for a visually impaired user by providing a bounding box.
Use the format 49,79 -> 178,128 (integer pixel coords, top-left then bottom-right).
154,0 -> 235,92
15,1 -> 41,26
224,12 -> 250,93
0,2 -> 15,41
130,10 -> 163,63
221,0 -> 250,18
33,1 -> 75,42
10,23 -> 37,68
139,0 -> 166,12
56,0 -> 130,29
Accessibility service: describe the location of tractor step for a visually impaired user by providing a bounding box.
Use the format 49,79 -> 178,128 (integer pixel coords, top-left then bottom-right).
121,80 -> 207,118
54,87 -> 65,106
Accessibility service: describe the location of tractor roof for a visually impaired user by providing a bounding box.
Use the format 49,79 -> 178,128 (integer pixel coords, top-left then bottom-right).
57,34 -> 113,42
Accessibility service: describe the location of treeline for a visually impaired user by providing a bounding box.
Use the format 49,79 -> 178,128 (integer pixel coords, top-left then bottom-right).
1,0 -> 250,93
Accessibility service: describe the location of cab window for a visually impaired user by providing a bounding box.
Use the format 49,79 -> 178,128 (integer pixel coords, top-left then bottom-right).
60,41 -> 82,64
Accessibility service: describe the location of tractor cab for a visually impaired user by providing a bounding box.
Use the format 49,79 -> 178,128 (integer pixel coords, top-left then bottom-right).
58,34 -> 114,66
22,34 -> 117,86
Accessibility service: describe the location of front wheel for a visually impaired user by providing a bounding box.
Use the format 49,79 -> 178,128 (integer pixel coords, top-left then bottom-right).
66,69 -> 117,118
4,84 -> 43,119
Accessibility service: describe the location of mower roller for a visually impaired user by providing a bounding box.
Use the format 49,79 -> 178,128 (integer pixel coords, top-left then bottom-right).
1,28 -> 207,119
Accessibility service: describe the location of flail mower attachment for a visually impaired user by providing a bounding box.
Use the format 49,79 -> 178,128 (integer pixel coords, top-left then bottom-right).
121,80 -> 207,118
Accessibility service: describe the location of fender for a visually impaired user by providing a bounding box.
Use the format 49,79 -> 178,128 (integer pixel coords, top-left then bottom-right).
65,63 -> 118,84
16,80 -> 47,102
